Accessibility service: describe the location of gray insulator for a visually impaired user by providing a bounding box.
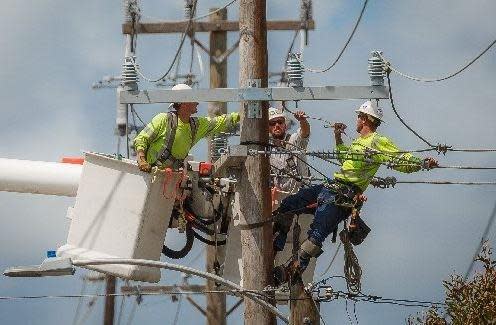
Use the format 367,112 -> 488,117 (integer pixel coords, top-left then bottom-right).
210,136 -> 228,162
122,56 -> 138,89
368,50 -> 385,86
300,0 -> 312,21
123,0 -> 141,23
286,53 -> 304,87
184,0 -> 194,20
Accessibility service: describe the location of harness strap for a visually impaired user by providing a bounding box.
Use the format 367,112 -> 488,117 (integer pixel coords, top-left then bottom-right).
189,116 -> 198,144
158,113 -> 199,167
157,112 -> 178,163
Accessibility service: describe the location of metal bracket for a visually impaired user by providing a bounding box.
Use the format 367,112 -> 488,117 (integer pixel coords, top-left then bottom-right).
4,257 -> 75,277
244,79 -> 262,119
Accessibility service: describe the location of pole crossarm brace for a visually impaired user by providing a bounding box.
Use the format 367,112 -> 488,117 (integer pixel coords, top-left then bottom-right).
120,86 -> 389,104
122,20 -> 315,34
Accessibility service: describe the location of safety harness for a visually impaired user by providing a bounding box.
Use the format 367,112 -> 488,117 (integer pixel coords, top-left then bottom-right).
156,111 -> 199,170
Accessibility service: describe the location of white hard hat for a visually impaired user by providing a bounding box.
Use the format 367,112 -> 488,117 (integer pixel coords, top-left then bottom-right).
355,100 -> 384,122
268,106 -> 286,121
168,83 -> 193,108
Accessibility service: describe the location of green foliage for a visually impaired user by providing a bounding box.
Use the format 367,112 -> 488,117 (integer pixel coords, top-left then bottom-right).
408,244 -> 496,325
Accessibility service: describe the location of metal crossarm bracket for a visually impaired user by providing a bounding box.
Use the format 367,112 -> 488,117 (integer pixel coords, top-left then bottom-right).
213,145 -> 248,177
245,79 -> 262,119
119,85 -> 389,104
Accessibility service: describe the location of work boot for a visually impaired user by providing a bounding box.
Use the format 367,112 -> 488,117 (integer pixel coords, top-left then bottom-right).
273,259 -> 302,287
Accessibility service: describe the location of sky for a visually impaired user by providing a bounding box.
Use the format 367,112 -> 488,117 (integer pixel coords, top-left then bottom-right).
0,0 -> 495,324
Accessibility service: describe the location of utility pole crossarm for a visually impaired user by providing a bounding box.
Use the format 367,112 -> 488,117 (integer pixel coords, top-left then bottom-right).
122,20 -> 315,34
120,86 -> 389,104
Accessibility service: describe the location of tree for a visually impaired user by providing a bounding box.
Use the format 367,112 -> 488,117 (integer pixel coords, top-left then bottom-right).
408,243 -> 496,325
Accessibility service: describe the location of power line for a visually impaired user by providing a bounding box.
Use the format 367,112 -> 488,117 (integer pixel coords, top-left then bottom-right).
141,0 -> 238,23
301,0 -> 369,73
386,70 -> 435,147
317,289 -> 446,309
171,294 -> 183,325
380,38 -> 496,83
130,1 -> 199,83
463,200 -> 496,280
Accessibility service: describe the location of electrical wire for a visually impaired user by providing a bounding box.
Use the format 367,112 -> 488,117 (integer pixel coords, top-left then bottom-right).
171,295 -> 183,325
379,38 -> 496,83
125,299 -> 138,325
116,295 -> 127,325
386,70 -> 435,147
301,0 -> 369,73
130,1 -> 198,83
463,200 -> 496,280
140,0 -> 238,25
71,279 -> 88,325
318,289 -> 446,309
395,180 -> 496,186
320,242 -> 342,276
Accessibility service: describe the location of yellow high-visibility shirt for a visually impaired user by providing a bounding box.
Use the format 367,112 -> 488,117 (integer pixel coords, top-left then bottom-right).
134,112 -> 240,165
334,132 -> 422,191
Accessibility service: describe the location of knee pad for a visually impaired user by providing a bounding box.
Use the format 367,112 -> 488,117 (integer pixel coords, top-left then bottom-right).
300,238 -> 323,258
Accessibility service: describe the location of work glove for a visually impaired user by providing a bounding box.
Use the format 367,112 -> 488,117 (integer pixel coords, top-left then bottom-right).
423,157 -> 439,170
333,122 -> 347,137
137,150 -> 152,173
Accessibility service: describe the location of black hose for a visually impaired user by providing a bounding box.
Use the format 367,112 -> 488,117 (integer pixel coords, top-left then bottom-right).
162,222 -> 195,259
192,229 -> 227,246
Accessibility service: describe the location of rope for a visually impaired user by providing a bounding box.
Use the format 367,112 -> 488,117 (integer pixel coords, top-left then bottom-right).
379,38 -> 496,83
301,0 -> 369,73
342,236 -> 362,294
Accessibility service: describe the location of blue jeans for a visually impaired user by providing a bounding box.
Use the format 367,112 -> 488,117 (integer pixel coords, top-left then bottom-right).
273,184 -> 351,251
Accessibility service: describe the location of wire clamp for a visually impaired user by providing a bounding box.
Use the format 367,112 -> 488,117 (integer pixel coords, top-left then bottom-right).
435,143 -> 452,155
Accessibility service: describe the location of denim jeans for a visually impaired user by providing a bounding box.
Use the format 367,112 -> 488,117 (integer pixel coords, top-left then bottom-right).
273,184 -> 351,251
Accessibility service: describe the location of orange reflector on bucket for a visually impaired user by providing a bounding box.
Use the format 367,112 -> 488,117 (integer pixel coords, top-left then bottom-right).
61,157 -> 84,165
199,162 -> 213,176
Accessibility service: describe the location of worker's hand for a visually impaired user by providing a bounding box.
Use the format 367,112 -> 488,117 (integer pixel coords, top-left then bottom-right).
423,157 -> 439,170
293,110 -> 307,122
353,193 -> 367,204
137,150 -> 152,173
333,122 -> 347,136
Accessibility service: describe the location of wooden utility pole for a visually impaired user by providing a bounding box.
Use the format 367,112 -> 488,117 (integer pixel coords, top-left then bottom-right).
238,1 -> 274,324
103,275 -> 116,325
122,4 -> 315,324
206,8 -> 228,325
290,278 -> 320,325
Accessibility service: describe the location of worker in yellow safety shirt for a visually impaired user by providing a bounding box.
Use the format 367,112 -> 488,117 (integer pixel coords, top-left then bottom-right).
134,83 -> 240,171
272,100 -> 439,285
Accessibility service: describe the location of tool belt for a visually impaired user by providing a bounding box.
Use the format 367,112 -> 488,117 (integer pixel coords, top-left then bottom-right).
156,156 -> 184,170
323,179 -> 361,208
324,179 -> 371,245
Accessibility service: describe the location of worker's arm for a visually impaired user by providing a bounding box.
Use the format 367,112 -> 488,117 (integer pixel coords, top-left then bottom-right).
194,112 -> 240,142
134,113 -> 167,170
293,111 -> 310,139
333,123 -> 349,163
374,136 -> 424,173
134,113 -> 167,152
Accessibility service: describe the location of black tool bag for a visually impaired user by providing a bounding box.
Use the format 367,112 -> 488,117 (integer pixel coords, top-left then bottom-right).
347,216 -> 371,246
